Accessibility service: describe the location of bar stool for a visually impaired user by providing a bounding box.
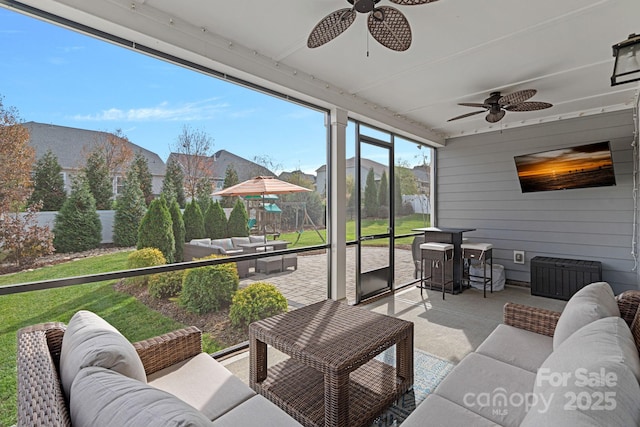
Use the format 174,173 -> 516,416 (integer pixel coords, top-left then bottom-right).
461,242 -> 493,297
419,242 -> 454,300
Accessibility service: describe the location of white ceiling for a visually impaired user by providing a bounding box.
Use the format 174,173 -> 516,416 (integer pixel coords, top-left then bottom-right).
9,0 -> 640,146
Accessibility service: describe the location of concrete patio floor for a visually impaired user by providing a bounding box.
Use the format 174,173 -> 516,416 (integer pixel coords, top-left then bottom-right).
224,250 -> 567,383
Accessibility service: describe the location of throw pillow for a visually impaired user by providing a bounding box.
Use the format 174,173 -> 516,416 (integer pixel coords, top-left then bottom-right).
553,281 -> 619,349
70,366 -> 213,427
60,310 -> 147,400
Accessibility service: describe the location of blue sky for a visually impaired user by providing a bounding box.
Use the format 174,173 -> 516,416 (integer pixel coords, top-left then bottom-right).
0,8 -> 329,174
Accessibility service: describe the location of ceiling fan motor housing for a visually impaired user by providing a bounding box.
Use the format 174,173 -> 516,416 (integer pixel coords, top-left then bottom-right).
349,0 -> 382,13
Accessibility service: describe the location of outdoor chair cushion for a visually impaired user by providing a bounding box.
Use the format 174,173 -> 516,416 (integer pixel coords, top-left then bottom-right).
211,395 -> 304,427
249,235 -> 266,243
552,281 -> 620,349
60,310 -> 146,400
231,237 -> 251,247
147,352 -> 256,420
211,238 -> 235,251
70,366 -> 213,427
434,352 -> 535,427
475,324 -> 553,373
191,238 -> 212,246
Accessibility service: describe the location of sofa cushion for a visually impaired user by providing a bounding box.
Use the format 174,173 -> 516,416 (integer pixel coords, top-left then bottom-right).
475,324 -> 553,373
249,235 -> 266,243
211,238 -> 234,251
434,352 -> 536,427
553,281 -> 620,349
191,238 -> 212,246
70,366 -> 213,427
525,317 -> 640,426
211,395 -> 302,427
231,237 -> 251,248
543,316 -> 640,385
60,310 -> 146,400
525,316 -> 640,426
148,352 -> 256,420
401,394 -> 500,427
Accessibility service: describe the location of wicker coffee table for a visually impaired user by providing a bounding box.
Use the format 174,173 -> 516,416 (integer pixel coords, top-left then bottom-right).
249,299 -> 413,427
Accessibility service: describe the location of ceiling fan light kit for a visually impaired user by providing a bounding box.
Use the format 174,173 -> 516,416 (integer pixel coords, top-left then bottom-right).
307,0 -> 437,51
448,90 -> 553,123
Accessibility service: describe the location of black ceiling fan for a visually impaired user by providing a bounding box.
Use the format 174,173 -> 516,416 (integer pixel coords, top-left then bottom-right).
448,90 -> 553,123
307,0 -> 438,52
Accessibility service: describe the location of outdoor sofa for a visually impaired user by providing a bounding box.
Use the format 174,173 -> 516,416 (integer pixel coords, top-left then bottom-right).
183,236 -> 271,278
402,282 -> 640,426
16,310 -> 302,426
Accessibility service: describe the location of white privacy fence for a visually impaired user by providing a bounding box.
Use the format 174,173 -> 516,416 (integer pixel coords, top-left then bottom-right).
23,210 -> 117,244
402,194 -> 430,214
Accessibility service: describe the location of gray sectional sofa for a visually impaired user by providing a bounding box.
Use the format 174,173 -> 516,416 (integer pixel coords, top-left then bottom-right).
402,282 -> 640,426
183,236 -> 270,278
16,310 -> 301,427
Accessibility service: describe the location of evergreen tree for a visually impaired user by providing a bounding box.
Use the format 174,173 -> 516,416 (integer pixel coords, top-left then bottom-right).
364,168 -> 378,218
162,157 -> 186,208
183,199 -> 205,241
394,173 -> 402,214
378,170 -> 389,207
169,199 -> 185,262
53,179 -> 102,253
137,196 -> 175,263
113,170 -> 146,247
131,152 -> 153,205
29,150 -> 66,211
221,165 -> 239,208
227,199 -> 249,237
205,200 -> 227,239
196,178 -> 212,214
84,150 -> 112,210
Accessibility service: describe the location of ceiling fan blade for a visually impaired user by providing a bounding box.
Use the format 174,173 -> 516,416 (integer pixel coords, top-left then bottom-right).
367,7 -> 412,51
505,101 -> 553,112
307,8 -> 356,48
389,0 -> 439,5
447,110 -> 485,122
458,102 -> 487,108
486,110 -> 506,123
498,89 -> 536,106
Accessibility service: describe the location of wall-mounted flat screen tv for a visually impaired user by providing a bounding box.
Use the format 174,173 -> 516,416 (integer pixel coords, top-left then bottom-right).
514,141 -> 616,193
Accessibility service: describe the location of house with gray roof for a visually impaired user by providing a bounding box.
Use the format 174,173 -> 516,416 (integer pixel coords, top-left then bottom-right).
167,149 -> 274,196
316,157 -> 388,196
24,122 -> 166,197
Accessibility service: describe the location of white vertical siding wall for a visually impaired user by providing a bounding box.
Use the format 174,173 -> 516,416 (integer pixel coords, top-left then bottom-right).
437,110 -> 637,294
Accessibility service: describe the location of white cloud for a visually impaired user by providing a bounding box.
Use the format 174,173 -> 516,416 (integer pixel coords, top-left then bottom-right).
71,98 -> 230,122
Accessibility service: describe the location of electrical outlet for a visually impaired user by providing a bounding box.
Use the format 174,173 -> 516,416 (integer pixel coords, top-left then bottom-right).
514,250 -> 525,264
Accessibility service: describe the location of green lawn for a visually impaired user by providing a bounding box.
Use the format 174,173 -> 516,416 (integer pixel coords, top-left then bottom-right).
0,251 -> 221,427
280,213 -> 430,247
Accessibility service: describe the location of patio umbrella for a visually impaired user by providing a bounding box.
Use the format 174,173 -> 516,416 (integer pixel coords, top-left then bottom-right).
214,176 -> 311,197
213,176 -> 311,235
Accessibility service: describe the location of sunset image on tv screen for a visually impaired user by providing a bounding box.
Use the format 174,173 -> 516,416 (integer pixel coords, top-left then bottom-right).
514,141 -> 616,193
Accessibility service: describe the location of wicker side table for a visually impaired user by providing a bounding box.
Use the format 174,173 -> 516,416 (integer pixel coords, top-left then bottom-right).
249,299 -> 414,427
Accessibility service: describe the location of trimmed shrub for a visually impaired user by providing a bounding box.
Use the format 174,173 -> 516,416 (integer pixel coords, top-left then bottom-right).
227,199 -> 249,237
126,248 -> 166,286
148,270 -> 185,299
180,255 -> 239,314
53,179 -> 102,253
169,200 -> 185,262
183,200 -> 205,242
137,197 -> 175,263
205,201 -> 227,239
229,282 -> 288,328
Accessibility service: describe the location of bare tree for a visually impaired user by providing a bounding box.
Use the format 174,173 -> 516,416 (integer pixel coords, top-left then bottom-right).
171,125 -> 214,199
